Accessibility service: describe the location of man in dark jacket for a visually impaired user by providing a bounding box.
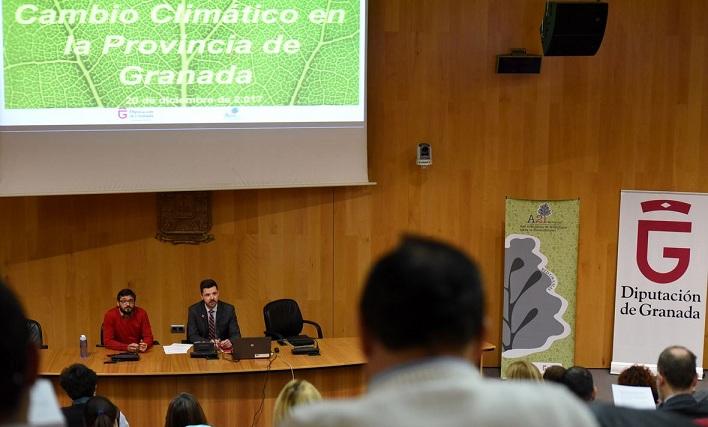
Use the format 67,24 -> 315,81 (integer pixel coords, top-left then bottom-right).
187,278 -> 241,351
656,345 -> 708,419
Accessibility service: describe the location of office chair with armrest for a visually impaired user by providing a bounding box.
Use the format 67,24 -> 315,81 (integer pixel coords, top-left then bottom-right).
263,299 -> 323,346
27,319 -> 48,349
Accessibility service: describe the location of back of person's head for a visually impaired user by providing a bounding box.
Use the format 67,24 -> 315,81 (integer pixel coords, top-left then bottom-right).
60,363 -> 97,400
273,379 -> 322,425
360,236 -> 485,352
562,366 -> 596,401
618,364 -> 659,403
505,360 -> 542,381
0,281 -> 37,422
543,365 -> 567,384
84,395 -> 118,427
164,392 -> 208,427
657,345 -> 697,391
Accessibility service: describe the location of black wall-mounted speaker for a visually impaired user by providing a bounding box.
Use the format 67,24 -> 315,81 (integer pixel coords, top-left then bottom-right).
496,55 -> 542,74
541,2 -> 608,56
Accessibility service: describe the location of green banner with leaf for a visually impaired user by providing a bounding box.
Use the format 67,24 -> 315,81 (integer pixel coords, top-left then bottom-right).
501,199 -> 579,378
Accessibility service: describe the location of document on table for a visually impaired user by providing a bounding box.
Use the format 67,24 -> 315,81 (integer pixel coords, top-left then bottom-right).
163,343 -> 193,354
612,384 -> 656,409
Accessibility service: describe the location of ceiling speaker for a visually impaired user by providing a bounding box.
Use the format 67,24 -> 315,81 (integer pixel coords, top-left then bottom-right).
541,2 -> 608,56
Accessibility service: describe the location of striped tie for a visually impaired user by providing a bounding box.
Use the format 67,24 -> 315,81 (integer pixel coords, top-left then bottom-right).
208,309 -> 216,340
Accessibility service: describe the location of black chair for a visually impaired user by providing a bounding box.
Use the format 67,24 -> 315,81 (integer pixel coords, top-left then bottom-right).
27,319 -> 48,349
97,324 -> 104,347
263,299 -> 323,346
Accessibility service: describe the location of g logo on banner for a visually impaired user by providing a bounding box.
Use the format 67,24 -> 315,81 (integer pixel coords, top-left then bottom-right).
636,200 -> 692,284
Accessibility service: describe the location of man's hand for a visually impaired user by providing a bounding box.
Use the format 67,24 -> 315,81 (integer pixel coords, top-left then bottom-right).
138,341 -> 148,352
219,339 -> 233,349
127,343 -> 139,353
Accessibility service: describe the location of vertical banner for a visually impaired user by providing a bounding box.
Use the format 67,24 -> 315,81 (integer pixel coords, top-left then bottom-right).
502,199 -> 579,377
611,191 -> 708,375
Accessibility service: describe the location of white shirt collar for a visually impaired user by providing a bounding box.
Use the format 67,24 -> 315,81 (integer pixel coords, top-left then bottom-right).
205,303 -> 218,315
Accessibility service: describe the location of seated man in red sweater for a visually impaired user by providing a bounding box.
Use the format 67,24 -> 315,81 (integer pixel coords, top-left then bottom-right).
102,288 -> 154,352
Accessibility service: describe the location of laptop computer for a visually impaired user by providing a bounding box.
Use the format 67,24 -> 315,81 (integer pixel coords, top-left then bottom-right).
232,337 -> 272,359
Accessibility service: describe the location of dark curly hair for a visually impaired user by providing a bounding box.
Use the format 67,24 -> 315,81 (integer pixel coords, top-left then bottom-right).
618,364 -> 658,403
60,363 -> 97,400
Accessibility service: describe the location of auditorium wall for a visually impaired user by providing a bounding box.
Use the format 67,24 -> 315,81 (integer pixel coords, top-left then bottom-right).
1,0 -> 707,367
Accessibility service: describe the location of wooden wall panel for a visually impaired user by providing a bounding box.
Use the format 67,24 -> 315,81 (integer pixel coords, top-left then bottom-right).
1,0 -> 708,369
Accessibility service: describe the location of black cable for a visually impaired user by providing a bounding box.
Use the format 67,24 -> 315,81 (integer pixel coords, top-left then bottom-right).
250,352 -> 277,427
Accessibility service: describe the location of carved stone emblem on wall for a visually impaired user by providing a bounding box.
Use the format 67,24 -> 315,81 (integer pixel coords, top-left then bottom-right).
156,191 -> 214,244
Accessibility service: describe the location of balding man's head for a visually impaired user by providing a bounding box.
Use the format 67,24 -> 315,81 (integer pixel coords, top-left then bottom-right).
657,346 -> 697,397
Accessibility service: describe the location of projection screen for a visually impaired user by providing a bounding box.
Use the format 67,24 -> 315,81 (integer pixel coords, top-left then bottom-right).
0,0 -> 368,196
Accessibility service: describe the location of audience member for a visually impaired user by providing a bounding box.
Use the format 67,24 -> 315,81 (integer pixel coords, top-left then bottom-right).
562,366 -> 597,401
102,289 -> 154,352
281,236 -> 599,427
0,282 -> 40,426
618,364 -> 658,404
543,365 -> 567,384
273,380 -> 322,425
84,396 -> 118,427
656,345 -> 708,418
590,402 -> 696,427
164,393 -> 209,427
505,360 -> 542,381
59,363 -> 129,427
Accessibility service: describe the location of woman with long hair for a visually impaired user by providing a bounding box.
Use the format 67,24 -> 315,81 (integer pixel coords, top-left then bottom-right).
84,396 -> 118,427
164,392 -> 209,427
273,379 -> 322,426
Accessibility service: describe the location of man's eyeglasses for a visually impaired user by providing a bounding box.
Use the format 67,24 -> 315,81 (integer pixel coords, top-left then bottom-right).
119,299 -> 135,305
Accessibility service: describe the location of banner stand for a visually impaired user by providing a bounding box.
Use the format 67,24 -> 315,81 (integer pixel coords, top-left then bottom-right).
611,191 -> 708,377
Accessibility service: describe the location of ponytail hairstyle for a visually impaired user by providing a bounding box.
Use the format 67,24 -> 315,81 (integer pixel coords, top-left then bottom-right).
84,396 -> 118,427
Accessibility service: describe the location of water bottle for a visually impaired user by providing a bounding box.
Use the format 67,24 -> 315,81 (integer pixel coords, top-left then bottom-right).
80,334 -> 88,358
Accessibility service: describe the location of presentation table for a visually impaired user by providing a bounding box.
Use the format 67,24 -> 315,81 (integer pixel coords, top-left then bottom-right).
40,338 -> 366,427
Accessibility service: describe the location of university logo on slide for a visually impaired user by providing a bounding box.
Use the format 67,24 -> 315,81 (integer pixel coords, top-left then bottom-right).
636,200 -> 692,284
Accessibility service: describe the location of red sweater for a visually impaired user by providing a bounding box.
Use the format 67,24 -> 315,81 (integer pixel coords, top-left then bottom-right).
102,306 -> 154,351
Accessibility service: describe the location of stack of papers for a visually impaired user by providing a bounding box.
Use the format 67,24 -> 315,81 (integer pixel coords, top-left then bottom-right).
611,384 -> 656,409
163,343 -> 193,355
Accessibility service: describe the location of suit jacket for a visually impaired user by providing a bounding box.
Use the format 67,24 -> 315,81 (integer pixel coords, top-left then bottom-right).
658,393 -> 708,419
187,301 -> 241,343
282,357 -> 599,427
61,403 -> 84,427
590,402 -> 695,427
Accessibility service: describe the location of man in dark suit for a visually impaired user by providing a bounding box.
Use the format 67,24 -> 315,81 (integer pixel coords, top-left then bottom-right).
656,345 -> 708,419
187,278 -> 241,351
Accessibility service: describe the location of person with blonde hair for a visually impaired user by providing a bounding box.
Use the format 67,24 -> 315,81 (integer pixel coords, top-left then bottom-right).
273,379 -> 322,425
505,360 -> 542,381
